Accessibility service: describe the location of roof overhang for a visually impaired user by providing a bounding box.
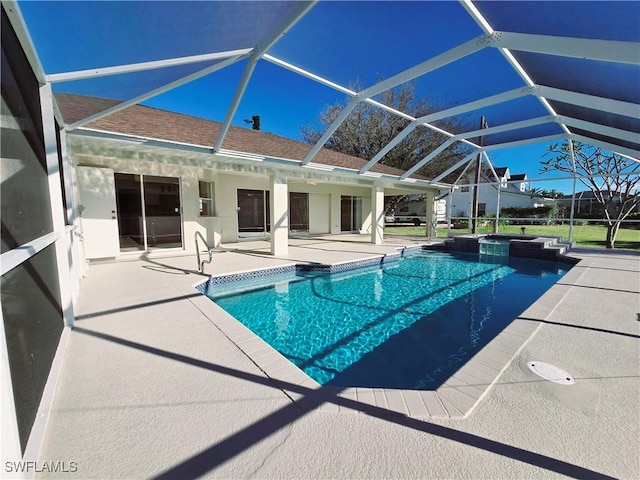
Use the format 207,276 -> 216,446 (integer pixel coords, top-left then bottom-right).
66,128 -> 439,193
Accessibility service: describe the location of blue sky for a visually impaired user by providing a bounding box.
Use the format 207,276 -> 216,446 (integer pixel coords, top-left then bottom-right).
18,0 -> 637,194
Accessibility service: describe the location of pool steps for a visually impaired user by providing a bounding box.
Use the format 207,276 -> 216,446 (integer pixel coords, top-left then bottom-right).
443,234 -> 575,261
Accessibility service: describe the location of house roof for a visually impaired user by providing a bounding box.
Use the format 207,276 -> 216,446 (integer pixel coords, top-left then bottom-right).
55,93 -> 423,180
558,190 -> 636,200
510,174 -> 527,181
494,167 -> 509,178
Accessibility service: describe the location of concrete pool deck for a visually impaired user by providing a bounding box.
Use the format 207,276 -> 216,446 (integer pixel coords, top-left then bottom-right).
34,236 -> 639,479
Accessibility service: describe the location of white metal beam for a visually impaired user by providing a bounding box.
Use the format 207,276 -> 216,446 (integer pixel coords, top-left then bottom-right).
572,134 -> 640,160
365,98 -> 416,122
46,49 -> 252,83
263,53 -> 480,168
493,31 -> 640,65
213,1 -> 316,152
263,54 -> 356,97
617,152 -> 640,164
2,0 -> 46,82
537,85 -> 640,119
455,115 -> 554,140
457,170 -> 640,186
559,115 -> 640,145
264,54 -> 415,123
461,1 -> 572,137
431,151 -> 478,183
452,155 -> 476,186
358,35 -> 487,100
360,120 -> 481,175
66,54 -> 246,131
416,87 -> 529,125
482,151 -> 501,181
400,138 -> 458,180
483,133 -> 567,151
212,56 -> 259,152
301,97 -> 360,165
359,122 -> 418,174
254,2 -> 317,58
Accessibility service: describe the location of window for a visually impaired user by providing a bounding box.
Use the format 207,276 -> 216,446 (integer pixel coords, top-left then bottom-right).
478,203 -> 486,216
461,186 -> 469,193
199,181 -> 214,216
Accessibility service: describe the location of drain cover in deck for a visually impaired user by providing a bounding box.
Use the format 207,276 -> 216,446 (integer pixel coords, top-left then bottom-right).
527,361 -> 575,385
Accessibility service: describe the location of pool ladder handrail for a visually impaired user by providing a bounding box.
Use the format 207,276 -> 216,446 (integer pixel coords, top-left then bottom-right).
195,231 -> 212,273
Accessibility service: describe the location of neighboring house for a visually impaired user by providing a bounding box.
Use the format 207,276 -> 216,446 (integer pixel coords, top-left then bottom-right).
556,190 -> 640,217
444,166 -> 553,218
56,94 -> 439,262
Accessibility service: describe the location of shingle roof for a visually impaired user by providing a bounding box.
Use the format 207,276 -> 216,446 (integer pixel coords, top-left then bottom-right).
55,93 -> 426,180
494,167 -> 508,178
510,174 -> 527,181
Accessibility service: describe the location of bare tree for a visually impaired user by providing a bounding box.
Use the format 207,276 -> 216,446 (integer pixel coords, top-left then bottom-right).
300,82 -> 471,179
541,140 -> 640,248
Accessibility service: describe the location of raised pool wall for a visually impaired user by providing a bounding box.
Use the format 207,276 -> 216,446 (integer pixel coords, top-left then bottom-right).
444,234 -> 576,262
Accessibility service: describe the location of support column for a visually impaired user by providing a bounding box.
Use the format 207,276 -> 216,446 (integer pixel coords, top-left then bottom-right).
270,174 -> 289,256
40,83 -> 75,327
425,191 -> 436,238
568,139 -> 578,243
371,184 -> 384,245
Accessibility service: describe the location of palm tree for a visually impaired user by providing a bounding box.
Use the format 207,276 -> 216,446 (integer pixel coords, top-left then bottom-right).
547,189 -> 562,199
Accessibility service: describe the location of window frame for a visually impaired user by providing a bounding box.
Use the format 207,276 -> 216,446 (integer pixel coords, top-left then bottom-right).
198,181 -> 215,217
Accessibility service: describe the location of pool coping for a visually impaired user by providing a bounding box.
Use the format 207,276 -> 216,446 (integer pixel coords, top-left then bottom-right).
191,247 -> 590,419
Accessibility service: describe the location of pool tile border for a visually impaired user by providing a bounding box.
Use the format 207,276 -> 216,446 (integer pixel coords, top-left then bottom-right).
193,247 -> 586,419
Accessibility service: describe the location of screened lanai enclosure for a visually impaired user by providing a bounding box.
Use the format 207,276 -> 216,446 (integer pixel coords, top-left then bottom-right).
8,0 -> 640,237
1,0 -> 639,463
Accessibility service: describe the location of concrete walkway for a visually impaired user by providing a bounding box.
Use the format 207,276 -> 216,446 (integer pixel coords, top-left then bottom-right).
36,238 -> 639,479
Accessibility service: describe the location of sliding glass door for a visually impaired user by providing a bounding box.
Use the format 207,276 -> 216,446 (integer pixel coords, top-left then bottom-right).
115,173 -> 182,252
237,189 -> 270,238
289,192 -> 309,233
143,176 -> 182,248
115,173 -> 144,251
340,195 -> 362,232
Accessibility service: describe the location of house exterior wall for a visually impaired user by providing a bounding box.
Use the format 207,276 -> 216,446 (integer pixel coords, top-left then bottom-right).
72,153 -> 206,258
69,136 -> 395,258
308,193 -> 330,233
216,172 -> 271,244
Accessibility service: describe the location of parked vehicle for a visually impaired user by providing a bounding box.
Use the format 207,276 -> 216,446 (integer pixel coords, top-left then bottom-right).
386,199 -> 446,225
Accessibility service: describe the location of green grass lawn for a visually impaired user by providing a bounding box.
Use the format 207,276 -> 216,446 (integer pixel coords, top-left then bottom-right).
384,224 -> 640,250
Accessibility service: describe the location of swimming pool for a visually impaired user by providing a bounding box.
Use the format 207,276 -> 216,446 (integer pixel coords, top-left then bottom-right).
204,250 -> 570,390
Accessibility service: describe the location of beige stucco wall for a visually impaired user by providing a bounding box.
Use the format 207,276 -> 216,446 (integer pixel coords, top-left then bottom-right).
73,156 -> 211,257
68,134 -> 437,257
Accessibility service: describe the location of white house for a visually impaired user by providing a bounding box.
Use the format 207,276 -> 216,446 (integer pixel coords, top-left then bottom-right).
57,94 -> 440,264
446,166 -> 554,219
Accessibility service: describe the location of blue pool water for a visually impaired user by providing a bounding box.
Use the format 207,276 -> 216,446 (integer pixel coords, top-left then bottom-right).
205,250 -> 570,390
